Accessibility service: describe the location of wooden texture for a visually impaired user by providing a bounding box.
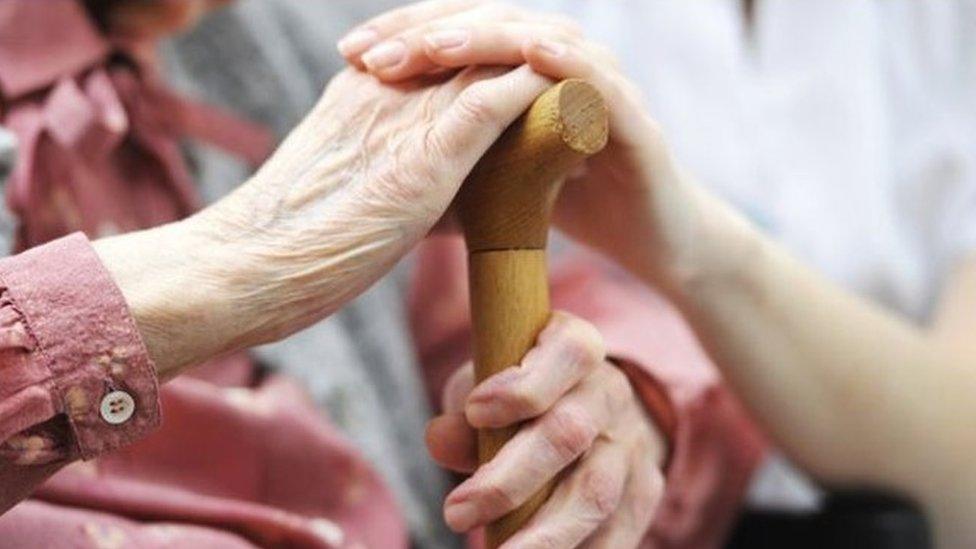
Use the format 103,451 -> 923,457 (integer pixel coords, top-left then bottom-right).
468,250 -> 551,546
456,79 -> 609,547
457,79 -> 609,253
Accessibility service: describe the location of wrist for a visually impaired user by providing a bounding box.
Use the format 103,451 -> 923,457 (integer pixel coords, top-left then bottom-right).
634,173 -> 767,308
93,219 -> 248,379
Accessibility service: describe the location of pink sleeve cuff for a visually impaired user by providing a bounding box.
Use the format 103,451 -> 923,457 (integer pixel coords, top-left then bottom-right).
610,357 -> 678,470
0,233 -> 160,461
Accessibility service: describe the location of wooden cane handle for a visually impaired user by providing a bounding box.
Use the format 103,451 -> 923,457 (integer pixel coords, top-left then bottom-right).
456,79 -> 608,547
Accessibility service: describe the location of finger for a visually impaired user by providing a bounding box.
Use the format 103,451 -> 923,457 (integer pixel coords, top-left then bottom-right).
583,449 -> 665,548
364,18 -> 578,81
466,311 -> 606,428
522,38 -> 658,143
417,65 -> 551,203
443,362 -> 476,413
442,374 -> 618,532
500,440 -> 629,549
426,413 -> 478,473
428,22 -> 578,76
356,6 -> 492,76
337,0 -> 482,60
521,38 -> 623,100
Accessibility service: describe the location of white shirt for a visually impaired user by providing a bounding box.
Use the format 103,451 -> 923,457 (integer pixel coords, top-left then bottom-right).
529,0 -> 976,509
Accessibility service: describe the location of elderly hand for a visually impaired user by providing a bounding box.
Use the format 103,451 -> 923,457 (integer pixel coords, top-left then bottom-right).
340,0 -> 725,294
426,312 -> 667,548
96,64 -> 552,378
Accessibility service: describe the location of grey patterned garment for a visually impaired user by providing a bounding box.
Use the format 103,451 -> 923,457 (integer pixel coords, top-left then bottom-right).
0,129 -> 18,255
159,2 -> 459,548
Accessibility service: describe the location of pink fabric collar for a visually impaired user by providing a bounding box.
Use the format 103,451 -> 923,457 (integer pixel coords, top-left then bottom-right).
0,0 -> 273,249
0,0 -> 109,100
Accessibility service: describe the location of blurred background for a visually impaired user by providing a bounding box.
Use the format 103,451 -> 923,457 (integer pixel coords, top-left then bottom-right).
1,1 -> 971,547
161,2 -> 970,547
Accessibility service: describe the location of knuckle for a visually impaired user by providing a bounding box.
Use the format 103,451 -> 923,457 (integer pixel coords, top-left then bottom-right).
373,152 -> 445,223
579,467 -> 622,519
402,154 -> 441,201
422,124 -> 455,161
554,318 -> 606,368
543,405 -> 597,462
509,382 -> 548,417
479,478 -> 519,512
561,333 -> 594,366
371,164 -> 418,203
453,83 -> 499,129
456,65 -> 509,87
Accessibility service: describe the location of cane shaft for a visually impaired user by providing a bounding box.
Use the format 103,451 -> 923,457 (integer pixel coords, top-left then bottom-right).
457,79 -> 608,547
468,250 -> 551,546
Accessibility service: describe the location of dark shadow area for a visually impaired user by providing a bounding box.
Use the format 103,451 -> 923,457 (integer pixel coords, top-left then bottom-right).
726,491 -> 931,549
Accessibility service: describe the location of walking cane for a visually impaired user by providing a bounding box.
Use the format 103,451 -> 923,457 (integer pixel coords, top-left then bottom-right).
455,79 -> 609,547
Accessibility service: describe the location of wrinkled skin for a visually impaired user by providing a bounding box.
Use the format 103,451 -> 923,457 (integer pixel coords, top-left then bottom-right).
196,66 -> 550,345
98,63 -> 554,376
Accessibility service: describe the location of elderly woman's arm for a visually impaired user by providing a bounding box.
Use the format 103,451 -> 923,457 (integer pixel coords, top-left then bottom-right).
0,63 -> 554,513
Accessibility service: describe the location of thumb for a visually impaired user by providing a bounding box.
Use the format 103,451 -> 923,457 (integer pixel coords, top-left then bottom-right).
423,65 -> 553,197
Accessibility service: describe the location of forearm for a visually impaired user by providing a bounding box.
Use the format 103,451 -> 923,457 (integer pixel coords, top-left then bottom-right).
647,177 -> 976,502
93,220 -> 246,380
92,209 -> 369,381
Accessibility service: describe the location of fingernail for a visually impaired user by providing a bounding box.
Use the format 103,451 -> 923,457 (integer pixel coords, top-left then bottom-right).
444,500 -> 479,531
337,27 -> 379,56
425,29 -> 469,50
362,40 -> 407,70
534,39 -> 566,57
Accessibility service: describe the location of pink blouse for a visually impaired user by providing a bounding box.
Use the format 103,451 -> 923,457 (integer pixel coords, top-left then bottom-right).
0,1 -> 766,547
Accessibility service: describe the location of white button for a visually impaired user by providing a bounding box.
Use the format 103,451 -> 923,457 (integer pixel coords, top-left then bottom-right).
100,390 -> 135,425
